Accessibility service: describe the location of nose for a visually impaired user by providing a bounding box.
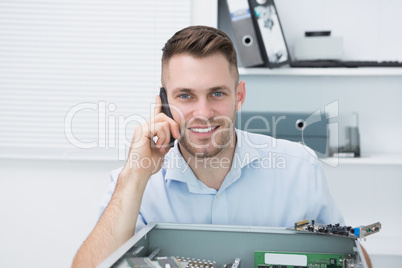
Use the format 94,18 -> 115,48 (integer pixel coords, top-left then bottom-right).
192,97 -> 214,120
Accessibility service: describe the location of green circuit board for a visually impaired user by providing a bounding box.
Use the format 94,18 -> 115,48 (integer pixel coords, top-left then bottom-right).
254,251 -> 346,268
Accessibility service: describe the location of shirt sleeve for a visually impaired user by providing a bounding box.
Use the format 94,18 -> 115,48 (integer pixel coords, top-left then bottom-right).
135,212 -> 147,233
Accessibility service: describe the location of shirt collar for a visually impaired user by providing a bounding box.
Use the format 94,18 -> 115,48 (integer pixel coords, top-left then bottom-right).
163,129 -> 262,193
232,128 -> 262,168
217,129 -> 261,193
163,140 -> 191,183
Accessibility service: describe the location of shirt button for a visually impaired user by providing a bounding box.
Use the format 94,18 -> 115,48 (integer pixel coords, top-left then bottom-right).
216,194 -> 221,199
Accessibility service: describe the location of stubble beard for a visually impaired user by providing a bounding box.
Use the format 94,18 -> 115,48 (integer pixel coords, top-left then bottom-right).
179,113 -> 237,159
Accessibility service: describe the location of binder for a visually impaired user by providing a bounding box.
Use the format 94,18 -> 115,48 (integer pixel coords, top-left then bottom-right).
248,0 -> 290,68
225,0 -> 265,67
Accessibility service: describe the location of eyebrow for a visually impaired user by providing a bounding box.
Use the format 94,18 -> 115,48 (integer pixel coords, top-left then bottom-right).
172,86 -> 230,95
173,88 -> 194,95
208,86 -> 230,93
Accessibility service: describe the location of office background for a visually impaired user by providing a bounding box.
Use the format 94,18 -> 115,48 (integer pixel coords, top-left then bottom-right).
0,0 -> 401,267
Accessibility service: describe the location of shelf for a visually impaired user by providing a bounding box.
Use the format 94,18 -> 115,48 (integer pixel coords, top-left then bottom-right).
239,67 -> 402,76
324,154 -> 402,166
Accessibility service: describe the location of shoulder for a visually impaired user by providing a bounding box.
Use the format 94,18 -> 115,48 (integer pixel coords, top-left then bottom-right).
236,129 -> 319,166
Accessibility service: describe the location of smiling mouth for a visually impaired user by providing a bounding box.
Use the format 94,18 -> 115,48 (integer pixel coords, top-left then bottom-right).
188,126 -> 219,133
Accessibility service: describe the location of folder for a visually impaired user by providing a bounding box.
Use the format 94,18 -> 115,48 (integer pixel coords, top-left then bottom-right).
225,0 -> 265,67
248,0 -> 290,68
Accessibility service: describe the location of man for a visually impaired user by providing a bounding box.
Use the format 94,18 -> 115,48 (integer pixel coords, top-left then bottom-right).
72,25 -> 346,267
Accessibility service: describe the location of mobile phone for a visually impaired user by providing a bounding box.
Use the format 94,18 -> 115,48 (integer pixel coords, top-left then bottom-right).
159,87 -> 176,147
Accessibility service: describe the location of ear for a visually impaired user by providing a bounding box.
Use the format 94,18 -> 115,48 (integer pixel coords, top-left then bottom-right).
235,80 -> 246,111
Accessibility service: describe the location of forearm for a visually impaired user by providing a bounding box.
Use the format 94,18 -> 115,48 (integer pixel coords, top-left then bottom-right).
72,170 -> 148,268
72,98 -> 177,267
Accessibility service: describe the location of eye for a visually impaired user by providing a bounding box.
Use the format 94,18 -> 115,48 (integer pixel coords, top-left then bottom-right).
179,94 -> 191,99
212,92 -> 224,97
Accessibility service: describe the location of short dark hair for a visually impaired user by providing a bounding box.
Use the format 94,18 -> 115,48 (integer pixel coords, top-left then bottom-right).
161,25 -> 239,86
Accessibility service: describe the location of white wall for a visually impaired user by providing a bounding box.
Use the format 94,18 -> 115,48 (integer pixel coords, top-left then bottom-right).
0,159 -> 121,268
275,0 -> 402,62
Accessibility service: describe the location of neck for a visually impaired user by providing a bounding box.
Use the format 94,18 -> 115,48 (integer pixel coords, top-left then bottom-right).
179,134 -> 237,190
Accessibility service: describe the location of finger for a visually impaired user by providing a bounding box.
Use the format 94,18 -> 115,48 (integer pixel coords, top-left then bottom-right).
152,113 -> 180,140
155,122 -> 172,150
148,122 -> 170,148
154,130 -> 167,149
170,120 -> 181,140
154,94 -> 162,115
150,95 -> 162,125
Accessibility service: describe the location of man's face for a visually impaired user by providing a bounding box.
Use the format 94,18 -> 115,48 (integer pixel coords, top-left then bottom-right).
163,53 -> 245,158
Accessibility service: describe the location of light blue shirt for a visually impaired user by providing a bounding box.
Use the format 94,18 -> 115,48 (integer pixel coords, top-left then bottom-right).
100,129 -> 344,233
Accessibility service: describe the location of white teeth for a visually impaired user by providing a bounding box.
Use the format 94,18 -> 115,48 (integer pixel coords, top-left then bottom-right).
190,126 -> 217,133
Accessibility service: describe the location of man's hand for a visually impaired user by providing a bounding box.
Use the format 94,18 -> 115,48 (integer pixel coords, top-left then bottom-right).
122,95 -> 180,179
72,95 -> 180,268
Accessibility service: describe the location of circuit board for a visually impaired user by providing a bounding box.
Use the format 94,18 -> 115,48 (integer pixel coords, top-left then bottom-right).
289,220 -> 381,240
254,251 -> 351,268
125,256 -> 216,268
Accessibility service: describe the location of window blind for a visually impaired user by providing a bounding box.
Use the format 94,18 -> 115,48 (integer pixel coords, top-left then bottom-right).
0,0 -> 191,160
